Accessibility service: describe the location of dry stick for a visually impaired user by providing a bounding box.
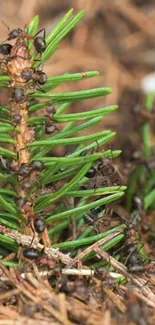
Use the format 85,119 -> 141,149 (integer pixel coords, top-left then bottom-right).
65,231 -> 122,269
94,247 -> 155,308
6,36 -> 51,246
102,285 -> 127,313
17,272 -> 72,325
113,0 -> 155,37
0,225 -> 72,265
16,282 -> 71,325
0,289 -> 20,302
0,269 -> 124,282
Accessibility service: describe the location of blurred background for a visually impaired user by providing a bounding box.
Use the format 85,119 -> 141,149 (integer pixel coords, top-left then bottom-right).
0,0 -> 155,166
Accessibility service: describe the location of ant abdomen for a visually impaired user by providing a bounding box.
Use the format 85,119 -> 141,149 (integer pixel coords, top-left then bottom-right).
34,36 -> 46,54
12,88 -> 25,103
0,43 -> 12,55
85,167 -> 96,178
34,217 -> 46,234
23,248 -> 40,260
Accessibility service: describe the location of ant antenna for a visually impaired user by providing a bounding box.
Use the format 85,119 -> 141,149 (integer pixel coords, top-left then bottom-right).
2,20 -> 10,32
1,21 -> 10,44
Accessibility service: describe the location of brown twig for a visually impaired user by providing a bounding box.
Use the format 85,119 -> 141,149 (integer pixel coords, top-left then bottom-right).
94,246 -> 155,308
0,225 -> 72,265
65,231 -> 123,268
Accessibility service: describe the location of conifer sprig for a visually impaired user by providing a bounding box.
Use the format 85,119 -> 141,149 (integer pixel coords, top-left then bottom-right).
0,11 -> 126,265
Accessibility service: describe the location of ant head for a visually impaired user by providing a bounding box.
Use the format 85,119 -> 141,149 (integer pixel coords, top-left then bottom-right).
7,28 -> 23,40
37,71 -> 47,85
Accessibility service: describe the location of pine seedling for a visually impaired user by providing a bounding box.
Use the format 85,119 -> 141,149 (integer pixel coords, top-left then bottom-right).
0,11 -> 126,267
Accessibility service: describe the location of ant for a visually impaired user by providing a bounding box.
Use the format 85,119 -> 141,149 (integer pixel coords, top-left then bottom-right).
12,88 -> 26,103
44,105 -> 58,134
113,211 -> 145,273
83,148 -> 123,190
23,247 -> 56,270
3,24 -> 46,54
84,204 -> 106,229
22,201 -> 46,240
21,68 -> 47,92
85,157 -> 123,188
125,244 -> 145,273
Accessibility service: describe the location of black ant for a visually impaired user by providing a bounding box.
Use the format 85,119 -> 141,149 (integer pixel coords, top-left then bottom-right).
84,150 -> 123,190
23,247 -> 57,272
87,157 -> 123,187
10,160 -> 44,178
3,23 -> 46,53
21,68 -> 47,86
84,204 -> 106,227
44,105 -> 58,134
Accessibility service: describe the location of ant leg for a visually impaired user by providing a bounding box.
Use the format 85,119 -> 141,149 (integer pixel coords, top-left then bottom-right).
36,83 -> 46,93
29,220 -> 36,247
34,28 -> 46,39
95,140 -> 99,153
1,21 -> 10,43
0,155 -> 8,169
2,20 -> 10,32
124,246 -> 136,266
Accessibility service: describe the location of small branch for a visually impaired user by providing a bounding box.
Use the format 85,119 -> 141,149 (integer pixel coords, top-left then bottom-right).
0,225 -> 72,265
94,246 -> 155,308
66,231 -> 123,268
